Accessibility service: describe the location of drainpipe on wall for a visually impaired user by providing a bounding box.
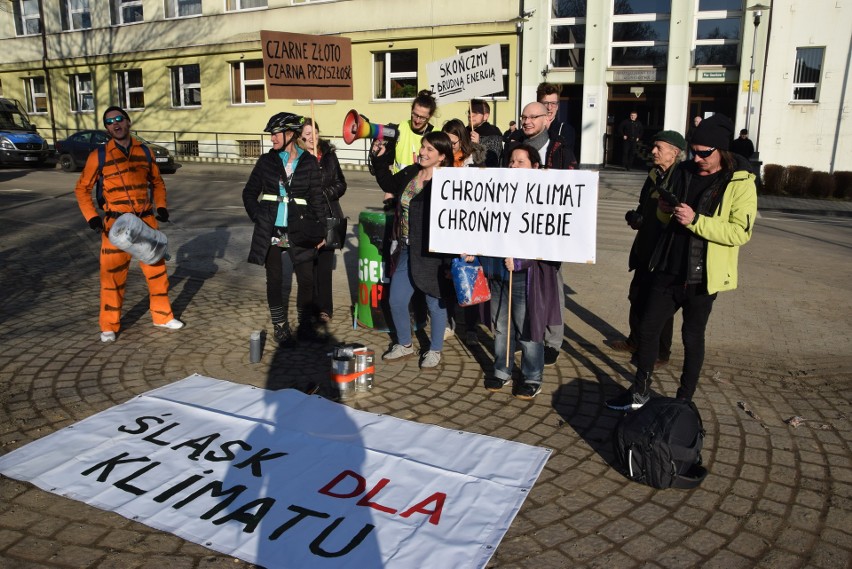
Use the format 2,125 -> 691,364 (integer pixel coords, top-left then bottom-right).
515,0 -> 525,121
37,0 -> 57,145
829,33 -> 852,174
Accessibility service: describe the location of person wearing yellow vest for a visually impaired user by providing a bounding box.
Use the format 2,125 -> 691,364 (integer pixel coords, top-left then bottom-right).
370,90 -> 437,186
74,106 -> 183,343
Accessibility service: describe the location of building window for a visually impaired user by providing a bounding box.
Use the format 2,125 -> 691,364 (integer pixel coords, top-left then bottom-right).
373,50 -> 417,100
694,1 -> 742,67
165,0 -> 202,18
549,0 -> 586,69
792,47 -> 824,102
13,0 -> 41,36
70,73 -> 94,112
457,45 -> 511,98
24,77 -> 47,114
231,61 -> 266,105
111,0 -> 143,25
171,64 -> 201,108
61,0 -> 92,31
611,1 -> 670,67
226,0 -> 267,10
117,69 -> 144,109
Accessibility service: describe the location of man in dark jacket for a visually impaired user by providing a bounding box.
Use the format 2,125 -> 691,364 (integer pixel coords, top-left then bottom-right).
467,99 -> 503,167
730,129 -> 755,159
502,101 -> 576,365
618,112 -> 644,170
612,130 -> 686,367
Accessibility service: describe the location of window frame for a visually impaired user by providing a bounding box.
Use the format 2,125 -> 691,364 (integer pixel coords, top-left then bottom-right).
24,77 -> 48,114
69,73 -> 95,113
230,60 -> 266,106
14,0 -> 42,37
791,46 -> 825,103
610,10 -> 671,68
225,0 -> 267,11
372,50 -> 418,102
164,0 -> 203,19
693,6 -> 743,68
548,0 -> 586,70
170,64 -> 202,109
117,69 -> 145,110
111,0 -> 144,25
61,0 -> 92,31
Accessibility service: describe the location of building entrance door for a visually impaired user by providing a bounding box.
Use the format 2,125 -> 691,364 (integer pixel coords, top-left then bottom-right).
605,83 -> 666,169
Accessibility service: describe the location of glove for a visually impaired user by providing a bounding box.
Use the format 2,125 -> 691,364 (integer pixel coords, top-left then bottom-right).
87,216 -> 104,233
155,208 -> 169,222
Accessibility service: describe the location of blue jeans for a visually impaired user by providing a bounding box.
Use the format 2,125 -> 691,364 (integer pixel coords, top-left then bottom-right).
490,274 -> 544,383
389,246 -> 447,351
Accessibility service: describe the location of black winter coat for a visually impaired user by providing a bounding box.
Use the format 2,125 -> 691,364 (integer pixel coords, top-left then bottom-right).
242,149 -> 324,266
371,150 -> 451,300
316,140 -> 347,249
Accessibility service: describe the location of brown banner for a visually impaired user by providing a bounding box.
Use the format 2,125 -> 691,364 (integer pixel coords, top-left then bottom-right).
260,30 -> 353,100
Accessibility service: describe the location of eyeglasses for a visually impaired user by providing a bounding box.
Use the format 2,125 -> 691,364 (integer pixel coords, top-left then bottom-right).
541,101 -> 559,108
411,111 -> 430,121
691,147 -> 716,158
104,115 -> 125,126
520,114 -> 546,122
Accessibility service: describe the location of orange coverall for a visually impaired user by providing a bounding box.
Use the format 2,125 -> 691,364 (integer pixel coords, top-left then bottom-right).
74,138 -> 175,333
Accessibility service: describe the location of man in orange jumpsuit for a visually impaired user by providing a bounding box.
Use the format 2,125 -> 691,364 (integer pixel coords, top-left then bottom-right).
74,106 -> 184,343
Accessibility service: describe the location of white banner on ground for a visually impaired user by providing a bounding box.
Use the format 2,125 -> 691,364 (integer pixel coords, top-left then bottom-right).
429,167 -> 599,263
0,375 -> 549,569
426,44 -> 504,103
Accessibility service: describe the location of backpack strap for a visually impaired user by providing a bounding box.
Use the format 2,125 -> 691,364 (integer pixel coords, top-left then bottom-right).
671,465 -> 708,490
95,145 -> 106,209
139,143 -> 152,167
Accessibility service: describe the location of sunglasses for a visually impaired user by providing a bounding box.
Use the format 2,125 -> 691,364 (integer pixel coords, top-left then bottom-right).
104,115 -> 126,126
692,147 -> 716,158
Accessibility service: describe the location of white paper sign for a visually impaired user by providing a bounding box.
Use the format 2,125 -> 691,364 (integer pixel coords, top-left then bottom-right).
429,167 -> 599,263
426,44 -> 504,103
0,375 -> 550,569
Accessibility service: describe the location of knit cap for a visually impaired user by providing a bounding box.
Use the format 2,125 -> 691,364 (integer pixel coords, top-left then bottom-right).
691,114 -> 734,151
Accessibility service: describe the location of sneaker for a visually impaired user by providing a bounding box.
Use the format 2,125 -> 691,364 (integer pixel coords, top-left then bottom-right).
318,312 -> 331,323
484,376 -> 509,392
383,343 -> 415,361
514,381 -> 542,401
154,318 -> 184,330
606,390 -> 650,412
443,327 -> 455,340
420,350 -> 441,369
273,322 -> 294,344
100,331 -> 116,343
544,346 -> 560,366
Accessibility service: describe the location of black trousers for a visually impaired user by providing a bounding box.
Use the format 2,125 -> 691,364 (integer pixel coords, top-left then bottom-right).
628,269 -> 673,359
314,248 -> 335,317
622,139 -> 637,169
265,247 -> 315,323
636,275 -> 716,400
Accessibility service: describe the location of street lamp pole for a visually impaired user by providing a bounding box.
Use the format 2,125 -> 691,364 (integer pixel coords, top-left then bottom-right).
745,4 -> 771,135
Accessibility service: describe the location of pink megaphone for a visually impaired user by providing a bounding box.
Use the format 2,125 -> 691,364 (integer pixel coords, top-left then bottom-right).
341,109 -> 398,144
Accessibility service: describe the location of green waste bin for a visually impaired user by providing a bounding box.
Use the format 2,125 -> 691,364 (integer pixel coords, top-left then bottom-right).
356,210 -> 394,331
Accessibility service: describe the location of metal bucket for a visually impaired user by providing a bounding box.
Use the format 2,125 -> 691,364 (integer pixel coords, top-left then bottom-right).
331,357 -> 358,400
330,344 -> 375,399
354,349 -> 375,392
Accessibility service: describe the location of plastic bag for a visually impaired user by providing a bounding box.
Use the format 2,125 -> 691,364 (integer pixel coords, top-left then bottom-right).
451,257 -> 491,307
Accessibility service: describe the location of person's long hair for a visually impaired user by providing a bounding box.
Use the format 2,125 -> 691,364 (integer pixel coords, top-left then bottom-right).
421,131 -> 454,168
441,119 -> 473,162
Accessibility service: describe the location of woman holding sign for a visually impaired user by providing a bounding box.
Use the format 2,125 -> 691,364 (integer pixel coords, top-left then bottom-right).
470,144 -> 561,400
371,132 -> 454,371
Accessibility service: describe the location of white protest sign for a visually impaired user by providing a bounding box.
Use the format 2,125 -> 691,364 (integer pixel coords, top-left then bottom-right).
0,374 -> 549,569
426,44 -> 503,103
429,167 -> 599,264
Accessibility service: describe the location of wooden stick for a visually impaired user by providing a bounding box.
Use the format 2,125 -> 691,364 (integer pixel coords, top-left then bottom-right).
309,99 -> 318,157
505,268 -> 512,369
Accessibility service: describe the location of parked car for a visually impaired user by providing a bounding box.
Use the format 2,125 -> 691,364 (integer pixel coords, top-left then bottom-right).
0,97 -> 51,166
55,130 -> 176,173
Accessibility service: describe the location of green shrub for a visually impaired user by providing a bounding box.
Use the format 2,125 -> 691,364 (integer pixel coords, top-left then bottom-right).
785,166 -> 813,198
806,171 -> 835,199
762,164 -> 784,195
833,171 -> 852,200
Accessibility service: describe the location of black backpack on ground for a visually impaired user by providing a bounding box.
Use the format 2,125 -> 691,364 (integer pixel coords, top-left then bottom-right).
613,396 -> 708,489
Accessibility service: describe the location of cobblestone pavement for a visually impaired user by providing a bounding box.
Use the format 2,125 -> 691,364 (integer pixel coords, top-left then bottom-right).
0,166 -> 850,568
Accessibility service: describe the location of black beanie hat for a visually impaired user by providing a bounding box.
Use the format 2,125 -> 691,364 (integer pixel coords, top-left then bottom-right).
691,113 -> 734,151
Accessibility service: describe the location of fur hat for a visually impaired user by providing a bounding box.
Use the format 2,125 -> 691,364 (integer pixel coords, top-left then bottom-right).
653,130 -> 686,151
691,114 -> 734,151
